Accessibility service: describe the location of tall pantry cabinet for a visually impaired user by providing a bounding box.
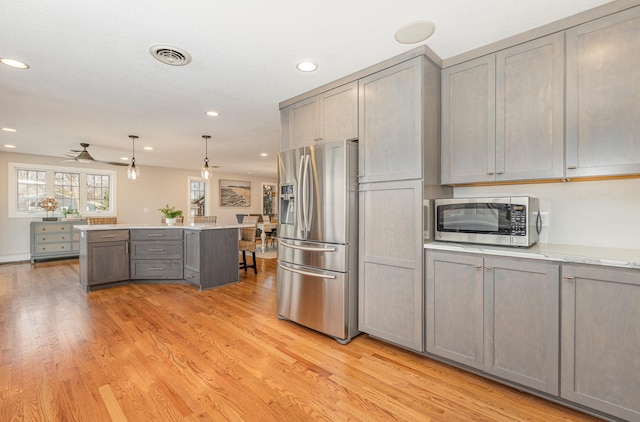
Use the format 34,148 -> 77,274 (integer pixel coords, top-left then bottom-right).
358,55 -> 450,351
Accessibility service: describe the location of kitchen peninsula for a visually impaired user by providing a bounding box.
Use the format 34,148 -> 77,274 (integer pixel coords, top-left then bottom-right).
75,223 -> 249,292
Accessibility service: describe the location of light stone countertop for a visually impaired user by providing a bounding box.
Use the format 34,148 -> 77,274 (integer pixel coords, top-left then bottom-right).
424,241 -> 640,270
73,223 -> 253,231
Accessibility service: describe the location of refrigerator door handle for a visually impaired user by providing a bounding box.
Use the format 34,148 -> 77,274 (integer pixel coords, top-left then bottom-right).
280,241 -> 337,253
296,155 -> 305,232
302,154 -> 311,233
279,264 -> 337,280
306,154 -> 314,233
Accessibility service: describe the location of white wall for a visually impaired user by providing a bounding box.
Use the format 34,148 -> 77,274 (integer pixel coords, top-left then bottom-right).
0,151 -> 276,263
455,178 -> 640,249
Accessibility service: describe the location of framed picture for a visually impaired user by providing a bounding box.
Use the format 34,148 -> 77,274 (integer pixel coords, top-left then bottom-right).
220,179 -> 251,207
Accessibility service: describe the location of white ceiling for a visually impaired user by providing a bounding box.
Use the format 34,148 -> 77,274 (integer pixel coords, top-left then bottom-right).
0,0 -> 613,178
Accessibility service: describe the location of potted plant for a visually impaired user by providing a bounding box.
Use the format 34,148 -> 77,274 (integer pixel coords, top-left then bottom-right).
158,204 -> 183,226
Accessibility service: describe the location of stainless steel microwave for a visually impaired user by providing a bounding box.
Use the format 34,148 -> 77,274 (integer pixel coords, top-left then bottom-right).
435,197 -> 540,247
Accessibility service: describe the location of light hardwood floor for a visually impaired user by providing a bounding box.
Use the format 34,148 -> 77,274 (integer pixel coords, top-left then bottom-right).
0,257 -> 600,421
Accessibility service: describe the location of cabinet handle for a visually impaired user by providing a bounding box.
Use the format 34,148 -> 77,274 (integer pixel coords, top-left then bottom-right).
473,264 -> 482,269
484,265 -> 493,270
147,234 -> 165,237
148,267 -> 165,271
486,172 -> 494,175
495,171 -> 504,175
126,243 -> 129,254
313,138 -> 323,142
567,166 -> 577,170
148,248 -> 165,252
186,274 -> 194,278
100,235 -> 118,239
562,275 -> 575,280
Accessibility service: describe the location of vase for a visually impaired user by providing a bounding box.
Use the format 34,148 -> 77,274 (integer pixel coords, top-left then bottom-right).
165,218 -> 176,226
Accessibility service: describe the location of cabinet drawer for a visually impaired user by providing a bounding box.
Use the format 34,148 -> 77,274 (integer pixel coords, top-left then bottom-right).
131,241 -> 183,259
130,229 -> 182,241
130,260 -> 183,279
34,243 -> 71,253
34,233 -> 72,244
35,223 -> 69,233
183,268 -> 200,285
87,230 -> 129,243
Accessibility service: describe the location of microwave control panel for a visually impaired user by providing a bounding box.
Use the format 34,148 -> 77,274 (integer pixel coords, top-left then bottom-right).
510,205 -> 527,236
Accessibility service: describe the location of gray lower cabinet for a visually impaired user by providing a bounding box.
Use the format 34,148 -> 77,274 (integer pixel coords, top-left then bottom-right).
426,251 -> 560,395
184,228 -> 239,290
30,220 -> 87,263
561,264 -> 640,421
359,179 -> 424,351
79,229 -> 130,291
130,229 -> 183,280
566,6 -> 640,178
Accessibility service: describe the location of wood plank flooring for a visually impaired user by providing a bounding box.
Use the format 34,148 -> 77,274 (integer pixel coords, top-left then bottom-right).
0,257 -> 601,421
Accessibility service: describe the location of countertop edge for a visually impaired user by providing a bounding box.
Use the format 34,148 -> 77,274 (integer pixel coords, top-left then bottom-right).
73,224 -> 253,231
424,241 -> 640,270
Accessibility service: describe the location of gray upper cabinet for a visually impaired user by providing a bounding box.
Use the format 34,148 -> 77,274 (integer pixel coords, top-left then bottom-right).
358,57 -> 424,183
441,55 -> 496,185
566,6 -> 640,178
561,264 -> 640,421
442,33 -> 564,184
281,81 -> 358,150
495,33 -> 565,182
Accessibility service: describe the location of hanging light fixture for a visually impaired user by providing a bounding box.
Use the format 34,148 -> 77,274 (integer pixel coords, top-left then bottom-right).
127,135 -> 140,180
201,135 -> 212,179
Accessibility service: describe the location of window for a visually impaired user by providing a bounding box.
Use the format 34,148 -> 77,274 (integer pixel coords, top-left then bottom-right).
8,162 -> 117,218
54,171 -> 80,212
188,178 -> 208,218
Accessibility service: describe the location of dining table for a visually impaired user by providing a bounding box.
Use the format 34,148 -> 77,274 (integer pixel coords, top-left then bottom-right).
257,222 -> 276,253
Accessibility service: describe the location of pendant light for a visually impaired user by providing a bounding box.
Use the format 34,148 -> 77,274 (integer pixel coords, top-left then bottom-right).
201,135 -> 212,179
127,135 -> 140,180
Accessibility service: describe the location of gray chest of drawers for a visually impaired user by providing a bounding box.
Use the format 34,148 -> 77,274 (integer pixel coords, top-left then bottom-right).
30,220 -> 87,263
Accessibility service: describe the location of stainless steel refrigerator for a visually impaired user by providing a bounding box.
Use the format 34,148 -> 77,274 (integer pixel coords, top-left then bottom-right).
276,139 -> 359,344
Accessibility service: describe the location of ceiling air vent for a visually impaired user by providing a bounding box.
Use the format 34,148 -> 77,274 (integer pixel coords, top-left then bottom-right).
149,45 -> 192,66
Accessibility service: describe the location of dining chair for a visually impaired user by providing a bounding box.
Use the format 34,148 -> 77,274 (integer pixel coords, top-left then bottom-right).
87,217 -> 117,225
194,215 -> 217,224
239,215 -> 258,274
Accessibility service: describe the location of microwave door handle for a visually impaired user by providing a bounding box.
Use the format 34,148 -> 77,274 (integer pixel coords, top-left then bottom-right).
296,155 -> 305,232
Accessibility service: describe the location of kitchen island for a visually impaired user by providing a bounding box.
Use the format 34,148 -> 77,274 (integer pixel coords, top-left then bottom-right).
75,223 -> 251,292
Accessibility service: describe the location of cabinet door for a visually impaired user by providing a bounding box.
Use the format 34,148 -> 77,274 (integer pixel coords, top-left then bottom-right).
561,264 -> 640,421
359,179 -> 423,351
183,230 -> 200,273
496,33 -> 565,182
319,81 -> 358,143
484,257 -> 559,395
288,96 -> 319,148
441,55 -> 496,184
425,251 -> 484,369
87,241 -> 129,285
566,6 -> 640,177
358,57 -> 424,183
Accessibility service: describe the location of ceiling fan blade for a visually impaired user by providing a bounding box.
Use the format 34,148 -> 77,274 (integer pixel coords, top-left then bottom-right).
95,160 -> 129,167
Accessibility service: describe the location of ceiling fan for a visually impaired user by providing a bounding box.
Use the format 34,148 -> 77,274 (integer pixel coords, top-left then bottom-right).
61,143 -> 127,166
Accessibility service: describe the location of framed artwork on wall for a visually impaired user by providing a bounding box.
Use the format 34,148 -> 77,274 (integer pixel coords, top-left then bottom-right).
220,179 -> 251,207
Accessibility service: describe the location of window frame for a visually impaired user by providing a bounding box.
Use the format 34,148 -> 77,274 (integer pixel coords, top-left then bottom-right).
8,162 -> 118,219
187,176 -> 209,221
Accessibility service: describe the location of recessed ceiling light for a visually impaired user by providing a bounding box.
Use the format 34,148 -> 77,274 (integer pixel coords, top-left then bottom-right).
394,20 -> 436,44
0,58 -> 30,69
297,61 -> 318,72
120,157 -> 129,161
260,153 -> 268,157
205,111 -> 220,117
144,146 -> 153,151
2,127 -> 17,132
4,144 -> 16,148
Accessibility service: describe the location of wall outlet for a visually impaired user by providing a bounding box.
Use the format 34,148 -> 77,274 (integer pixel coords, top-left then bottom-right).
539,211 -> 550,227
